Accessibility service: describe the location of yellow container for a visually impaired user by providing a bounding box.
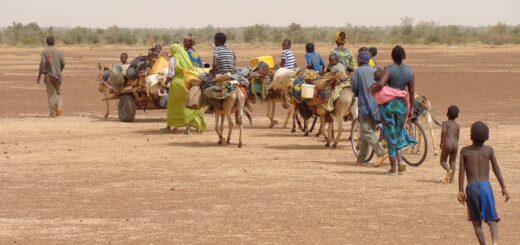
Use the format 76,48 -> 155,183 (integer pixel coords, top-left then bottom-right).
250,56 -> 275,69
150,56 -> 170,74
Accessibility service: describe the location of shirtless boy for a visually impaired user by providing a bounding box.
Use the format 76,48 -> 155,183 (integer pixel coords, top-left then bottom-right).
458,121 -> 510,245
440,105 -> 460,183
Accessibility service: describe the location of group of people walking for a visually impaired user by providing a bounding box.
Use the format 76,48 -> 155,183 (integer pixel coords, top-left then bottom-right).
276,31 -> 417,177
37,32 -> 510,244
36,31 -> 418,176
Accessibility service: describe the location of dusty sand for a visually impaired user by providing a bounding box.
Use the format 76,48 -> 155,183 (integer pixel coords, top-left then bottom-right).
0,46 -> 519,244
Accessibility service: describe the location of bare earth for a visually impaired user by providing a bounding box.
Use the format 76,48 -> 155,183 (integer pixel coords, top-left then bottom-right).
0,45 -> 519,244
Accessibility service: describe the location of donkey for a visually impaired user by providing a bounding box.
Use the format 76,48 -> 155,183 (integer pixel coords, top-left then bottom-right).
414,95 -> 442,156
250,68 -> 296,129
318,88 -> 358,147
266,91 -> 294,128
97,63 -> 112,118
209,83 -> 246,148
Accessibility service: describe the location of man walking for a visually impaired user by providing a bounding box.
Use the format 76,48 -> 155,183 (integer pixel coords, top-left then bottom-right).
352,50 -> 387,166
37,36 -> 65,117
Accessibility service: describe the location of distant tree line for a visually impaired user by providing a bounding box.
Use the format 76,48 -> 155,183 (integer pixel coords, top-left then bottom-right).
1,18 -> 519,47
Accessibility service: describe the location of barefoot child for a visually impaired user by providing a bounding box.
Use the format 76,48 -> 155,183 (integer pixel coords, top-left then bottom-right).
440,105 -> 460,183
458,121 -> 510,245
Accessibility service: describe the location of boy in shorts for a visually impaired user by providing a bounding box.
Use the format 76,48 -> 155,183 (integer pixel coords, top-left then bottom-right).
458,121 -> 510,245
440,105 -> 460,183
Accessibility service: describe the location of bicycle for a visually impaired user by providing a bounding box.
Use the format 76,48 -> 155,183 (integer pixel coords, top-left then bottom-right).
350,117 -> 428,166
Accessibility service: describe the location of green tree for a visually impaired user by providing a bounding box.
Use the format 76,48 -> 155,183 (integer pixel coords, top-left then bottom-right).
4,22 -> 45,46
244,24 -> 268,43
485,22 -> 511,45
103,26 -> 137,45
270,28 -> 285,43
287,23 -> 304,43
389,17 -> 415,43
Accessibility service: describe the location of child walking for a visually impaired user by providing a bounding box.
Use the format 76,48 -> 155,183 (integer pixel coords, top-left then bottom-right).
440,105 -> 460,183
458,121 -> 510,245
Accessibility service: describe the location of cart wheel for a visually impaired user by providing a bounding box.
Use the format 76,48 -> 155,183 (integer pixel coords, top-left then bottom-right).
118,95 -> 136,122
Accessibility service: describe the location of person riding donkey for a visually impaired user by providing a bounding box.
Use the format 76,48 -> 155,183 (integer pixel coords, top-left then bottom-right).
204,32 -> 238,114
330,31 -> 356,74
305,43 -> 325,74
183,33 -> 204,68
280,39 -> 296,69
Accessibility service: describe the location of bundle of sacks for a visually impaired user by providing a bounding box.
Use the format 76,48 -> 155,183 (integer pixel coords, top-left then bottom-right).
249,58 -> 275,100
288,69 -> 321,104
285,68 -> 351,116
183,68 -> 250,110
270,67 -> 297,92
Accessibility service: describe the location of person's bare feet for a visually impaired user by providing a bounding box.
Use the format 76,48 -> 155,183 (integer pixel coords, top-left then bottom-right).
387,165 -> 398,176
445,169 -> 453,183
398,164 -> 406,174
385,170 -> 398,176
55,109 -> 63,117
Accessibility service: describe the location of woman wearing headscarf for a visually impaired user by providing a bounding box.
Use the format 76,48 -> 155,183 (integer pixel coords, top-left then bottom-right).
370,45 -> 416,176
183,34 -> 204,68
329,31 -> 357,73
161,43 -> 206,134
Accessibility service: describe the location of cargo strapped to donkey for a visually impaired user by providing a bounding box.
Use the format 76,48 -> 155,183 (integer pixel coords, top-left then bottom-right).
288,69 -> 352,112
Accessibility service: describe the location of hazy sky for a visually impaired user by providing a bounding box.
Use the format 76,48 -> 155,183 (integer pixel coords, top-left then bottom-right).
1,0 -> 518,28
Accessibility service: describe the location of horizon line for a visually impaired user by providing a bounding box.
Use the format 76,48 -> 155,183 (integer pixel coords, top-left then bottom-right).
1,21 -> 517,30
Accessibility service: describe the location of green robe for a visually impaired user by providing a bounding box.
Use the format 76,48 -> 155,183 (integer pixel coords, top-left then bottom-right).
166,44 -> 206,130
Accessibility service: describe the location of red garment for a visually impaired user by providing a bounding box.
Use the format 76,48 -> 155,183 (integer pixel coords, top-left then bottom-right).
374,86 -> 408,105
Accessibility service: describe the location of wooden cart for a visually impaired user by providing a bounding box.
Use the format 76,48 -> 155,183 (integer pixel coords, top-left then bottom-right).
100,49 -> 169,122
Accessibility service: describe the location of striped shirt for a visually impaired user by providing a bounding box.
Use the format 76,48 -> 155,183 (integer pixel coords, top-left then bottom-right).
281,49 -> 296,69
213,46 -> 236,74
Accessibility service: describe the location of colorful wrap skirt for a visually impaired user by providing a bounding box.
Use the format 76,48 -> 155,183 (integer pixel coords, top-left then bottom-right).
380,98 -> 416,157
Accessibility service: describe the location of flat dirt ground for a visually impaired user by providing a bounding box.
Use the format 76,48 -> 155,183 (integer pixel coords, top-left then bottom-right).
1,44 -> 520,244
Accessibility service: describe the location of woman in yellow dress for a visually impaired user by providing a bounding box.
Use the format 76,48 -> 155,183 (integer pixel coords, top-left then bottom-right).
161,43 -> 206,134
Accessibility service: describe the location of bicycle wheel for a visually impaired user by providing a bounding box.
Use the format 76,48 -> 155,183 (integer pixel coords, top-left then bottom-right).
402,120 -> 428,166
350,118 -> 374,162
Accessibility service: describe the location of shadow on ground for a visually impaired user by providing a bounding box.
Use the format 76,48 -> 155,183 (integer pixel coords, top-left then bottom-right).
168,141 -> 241,148
336,170 -> 386,176
263,144 -> 330,150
